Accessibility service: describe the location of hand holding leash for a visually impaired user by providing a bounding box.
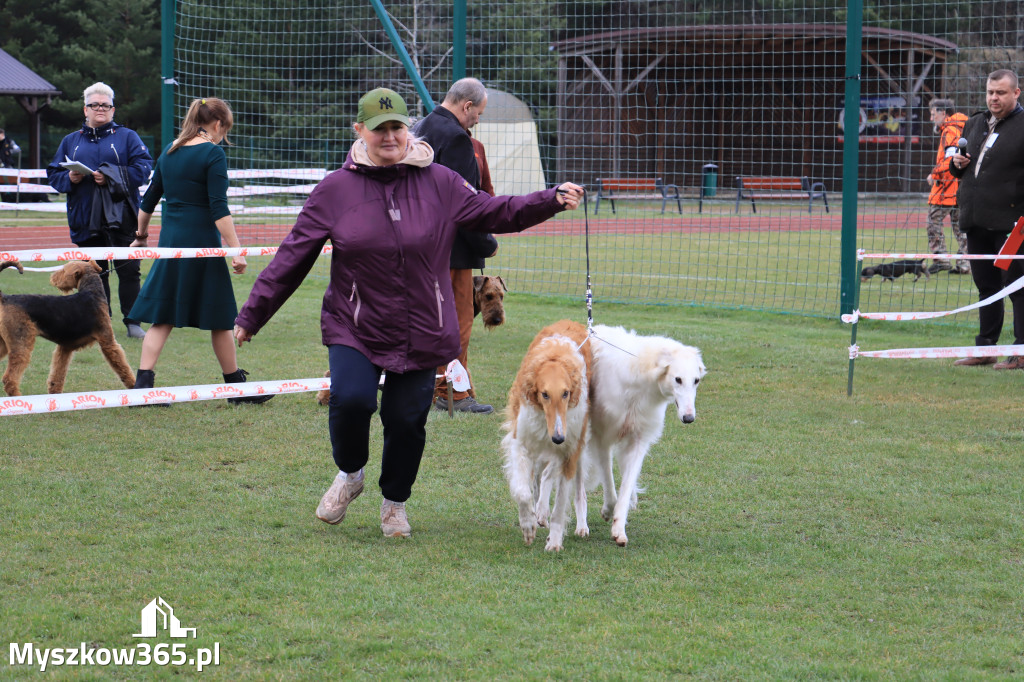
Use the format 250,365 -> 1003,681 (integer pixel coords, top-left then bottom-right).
556,183 -> 584,209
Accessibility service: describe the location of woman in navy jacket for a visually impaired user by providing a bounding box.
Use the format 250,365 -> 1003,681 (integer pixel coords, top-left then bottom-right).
46,82 -> 153,338
234,88 -> 583,538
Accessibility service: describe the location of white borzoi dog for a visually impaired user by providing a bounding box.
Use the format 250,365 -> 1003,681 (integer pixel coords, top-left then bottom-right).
501,320 -> 593,551
583,324 -> 706,547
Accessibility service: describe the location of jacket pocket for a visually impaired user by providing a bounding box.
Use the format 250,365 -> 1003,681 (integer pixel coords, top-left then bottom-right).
434,280 -> 444,329
349,282 -> 362,328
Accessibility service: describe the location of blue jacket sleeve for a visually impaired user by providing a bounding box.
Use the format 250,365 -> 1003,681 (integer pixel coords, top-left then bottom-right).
124,130 -> 153,192
46,136 -> 74,195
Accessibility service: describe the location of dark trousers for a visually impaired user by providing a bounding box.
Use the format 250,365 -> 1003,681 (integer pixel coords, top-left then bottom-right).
74,233 -> 141,326
327,344 -> 436,503
966,230 -> 1024,346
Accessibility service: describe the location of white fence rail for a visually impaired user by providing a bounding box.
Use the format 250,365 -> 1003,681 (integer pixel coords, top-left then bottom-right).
0,167 -> 327,215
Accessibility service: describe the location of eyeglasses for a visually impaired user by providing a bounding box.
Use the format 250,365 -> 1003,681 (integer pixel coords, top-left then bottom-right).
85,103 -> 114,111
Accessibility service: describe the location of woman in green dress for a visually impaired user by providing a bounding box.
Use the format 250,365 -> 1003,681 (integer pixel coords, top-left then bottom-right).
129,97 -> 270,404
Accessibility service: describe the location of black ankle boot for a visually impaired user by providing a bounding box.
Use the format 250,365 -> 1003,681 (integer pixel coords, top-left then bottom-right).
135,369 -> 155,389
132,369 -> 170,407
223,368 -> 274,405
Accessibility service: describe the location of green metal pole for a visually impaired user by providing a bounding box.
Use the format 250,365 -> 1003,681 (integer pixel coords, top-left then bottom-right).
453,0 -> 466,80
369,0 -> 435,112
842,0 -> 864,394
160,0 -> 175,150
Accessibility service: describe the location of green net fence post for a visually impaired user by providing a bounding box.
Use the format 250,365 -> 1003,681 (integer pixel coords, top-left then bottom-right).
160,0 -> 175,150
840,0 -> 864,320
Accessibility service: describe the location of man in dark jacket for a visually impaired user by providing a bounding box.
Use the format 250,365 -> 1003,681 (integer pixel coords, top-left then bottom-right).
413,78 -> 497,413
950,69 -> 1024,369
46,82 -> 153,339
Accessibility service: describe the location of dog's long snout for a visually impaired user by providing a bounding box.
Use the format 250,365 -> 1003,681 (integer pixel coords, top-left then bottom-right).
550,414 -> 566,444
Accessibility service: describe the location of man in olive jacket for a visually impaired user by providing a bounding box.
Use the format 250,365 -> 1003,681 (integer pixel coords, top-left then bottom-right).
950,69 -> 1024,370
413,78 -> 497,413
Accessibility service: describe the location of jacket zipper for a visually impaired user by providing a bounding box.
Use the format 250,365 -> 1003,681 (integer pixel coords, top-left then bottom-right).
384,185 -> 405,267
110,143 -> 120,165
349,282 -> 361,328
434,280 -> 444,328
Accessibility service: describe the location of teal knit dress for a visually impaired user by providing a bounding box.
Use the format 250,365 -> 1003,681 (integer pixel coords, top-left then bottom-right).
129,142 -> 238,330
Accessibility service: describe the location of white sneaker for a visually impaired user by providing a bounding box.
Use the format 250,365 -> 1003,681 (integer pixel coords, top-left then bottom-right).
380,499 -> 411,537
316,470 -> 364,525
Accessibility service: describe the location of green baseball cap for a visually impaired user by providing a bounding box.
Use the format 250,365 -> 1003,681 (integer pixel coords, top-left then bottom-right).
357,88 -> 410,129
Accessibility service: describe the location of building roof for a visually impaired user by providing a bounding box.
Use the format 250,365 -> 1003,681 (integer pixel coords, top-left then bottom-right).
552,23 -> 958,56
0,48 -> 61,96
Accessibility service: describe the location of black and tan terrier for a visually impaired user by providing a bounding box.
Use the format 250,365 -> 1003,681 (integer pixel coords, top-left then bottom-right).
0,260 -> 136,396
473,275 -> 508,329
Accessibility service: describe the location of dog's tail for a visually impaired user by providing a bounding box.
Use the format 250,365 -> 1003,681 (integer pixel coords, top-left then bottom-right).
0,260 -> 24,275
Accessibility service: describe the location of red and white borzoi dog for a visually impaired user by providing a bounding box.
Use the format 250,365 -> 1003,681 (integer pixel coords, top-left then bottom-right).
581,324 -> 706,547
501,320 -> 593,552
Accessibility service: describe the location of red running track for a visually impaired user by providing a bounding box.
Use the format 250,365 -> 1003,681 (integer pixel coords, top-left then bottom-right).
0,212 -> 918,251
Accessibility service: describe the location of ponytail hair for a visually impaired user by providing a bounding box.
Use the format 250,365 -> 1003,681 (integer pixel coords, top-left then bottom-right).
169,98 -> 234,153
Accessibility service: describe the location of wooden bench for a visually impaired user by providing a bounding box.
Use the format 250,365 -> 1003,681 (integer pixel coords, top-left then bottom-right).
594,177 -> 681,214
734,176 -> 829,214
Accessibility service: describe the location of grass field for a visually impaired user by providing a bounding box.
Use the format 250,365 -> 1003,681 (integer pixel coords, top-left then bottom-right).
2,265 -> 1022,679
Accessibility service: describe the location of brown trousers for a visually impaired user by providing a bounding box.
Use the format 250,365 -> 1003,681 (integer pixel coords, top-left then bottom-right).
435,268 -> 475,400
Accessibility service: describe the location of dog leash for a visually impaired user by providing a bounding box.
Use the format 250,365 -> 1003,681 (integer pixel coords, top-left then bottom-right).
566,186 -> 594,355
573,186 -> 636,358
583,187 -> 593,336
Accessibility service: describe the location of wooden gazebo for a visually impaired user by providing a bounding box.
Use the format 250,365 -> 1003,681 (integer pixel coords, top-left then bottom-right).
552,25 -> 959,192
0,48 -> 62,168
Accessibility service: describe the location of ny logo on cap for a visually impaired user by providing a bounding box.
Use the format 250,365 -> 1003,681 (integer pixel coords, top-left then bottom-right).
379,97 -> 393,111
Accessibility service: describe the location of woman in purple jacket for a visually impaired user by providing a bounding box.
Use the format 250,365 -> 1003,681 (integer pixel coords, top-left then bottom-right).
234,88 -> 582,538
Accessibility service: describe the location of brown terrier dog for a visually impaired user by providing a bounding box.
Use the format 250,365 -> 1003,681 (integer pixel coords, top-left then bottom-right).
473,275 -> 507,329
0,260 -> 136,396
315,275 -> 510,406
